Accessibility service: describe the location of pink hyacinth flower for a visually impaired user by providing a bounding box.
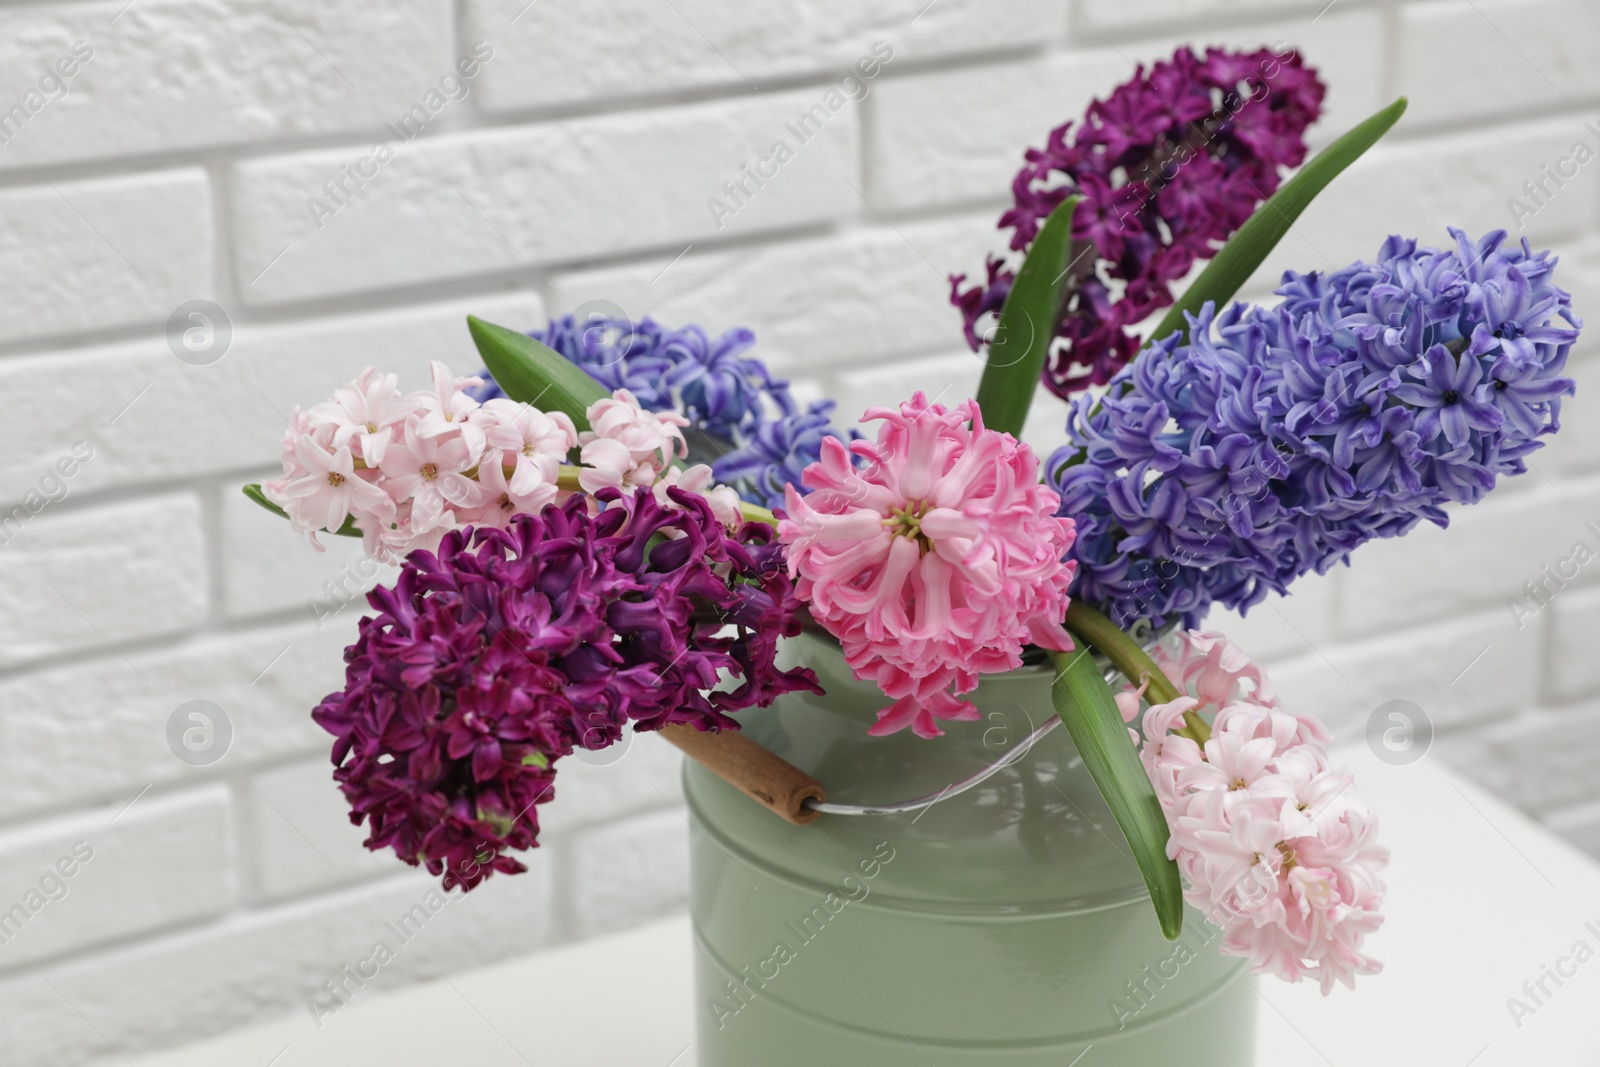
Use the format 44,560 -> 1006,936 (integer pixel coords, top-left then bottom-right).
378,422 -> 486,533
413,361 -> 487,455
479,397 -> 577,498
578,388 -> 689,494
779,392 -> 1077,738
264,426 -> 395,549
1130,631 -> 1387,993
306,366 -> 411,468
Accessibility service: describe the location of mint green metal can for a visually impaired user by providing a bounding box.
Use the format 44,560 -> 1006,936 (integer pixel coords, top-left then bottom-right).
684,633 -> 1255,1065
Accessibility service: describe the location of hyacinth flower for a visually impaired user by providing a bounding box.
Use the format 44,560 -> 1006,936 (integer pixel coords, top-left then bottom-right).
1050,228 -> 1580,628
1122,631 -> 1387,992
260,362 -> 747,561
778,393 -> 1078,738
312,488 -> 818,890
951,45 -> 1325,397
471,313 -> 856,510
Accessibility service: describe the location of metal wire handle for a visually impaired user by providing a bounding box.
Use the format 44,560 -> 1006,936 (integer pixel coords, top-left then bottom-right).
796,618 -> 1170,818
802,713 -> 1065,817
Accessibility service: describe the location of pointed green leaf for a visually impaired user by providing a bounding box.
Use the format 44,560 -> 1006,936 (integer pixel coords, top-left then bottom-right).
1145,96 -> 1408,352
467,315 -> 608,432
1050,648 -> 1184,940
973,195 -> 1079,439
241,483 -> 361,537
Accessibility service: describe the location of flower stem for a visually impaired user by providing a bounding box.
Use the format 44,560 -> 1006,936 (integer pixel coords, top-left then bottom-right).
1063,601 -> 1211,746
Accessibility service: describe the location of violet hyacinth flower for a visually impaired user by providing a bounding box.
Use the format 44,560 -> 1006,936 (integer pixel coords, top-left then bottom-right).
1051,228 -> 1579,628
473,314 -> 856,509
312,488 -> 819,891
951,45 -> 1325,398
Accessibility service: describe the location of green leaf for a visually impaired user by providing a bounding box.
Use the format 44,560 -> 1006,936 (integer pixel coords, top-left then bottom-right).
241,483 -> 361,538
1050,648 -> 1184,940
467,315 -> 608,432
973,195 -> 1079,439
1144,96 -> 1408,352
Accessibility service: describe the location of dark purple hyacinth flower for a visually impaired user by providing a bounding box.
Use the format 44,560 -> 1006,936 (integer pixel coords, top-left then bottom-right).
952,45 -> 1325,398
313,488 -> 819,891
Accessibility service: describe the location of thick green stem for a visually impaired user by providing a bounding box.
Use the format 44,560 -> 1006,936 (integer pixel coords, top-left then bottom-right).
1063,601 -> 1211,746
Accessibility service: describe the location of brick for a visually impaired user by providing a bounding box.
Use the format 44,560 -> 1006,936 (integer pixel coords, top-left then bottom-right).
0,294 -> 542,508
549,213 -> 1002,376
1249,119 -> 1598,293
0,787 -> 233,972
1450,705 -> 1600,814
247,760 -> 398,902
1070,0 -> 1341,30
221,486 -> 398,623
564,809 -> 688,940
231,91 -> 859,304
831,368 -> 1062,462
0,866 -> 553,1065
1398,0 -> 1600,125
1018,388 -> 1076,464
1268,608 -> 1539,738
867,50 -> 1131,211
0,170 -> 211,344
1335,481 -> 1600,637
0,623 -> 350,819
0,0 -> 452,169
832,350 -> 985,436
0,494 -> 206,669
468,0 -> 1064,112
1545,350 -> 1600,481
1539,240 -> 1600,481
538,733 -> 686,837
870,9 -> 1386,212
1546,585 -> 1600,702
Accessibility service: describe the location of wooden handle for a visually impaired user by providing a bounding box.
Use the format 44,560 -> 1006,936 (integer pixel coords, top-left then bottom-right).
658,724 -> 825,825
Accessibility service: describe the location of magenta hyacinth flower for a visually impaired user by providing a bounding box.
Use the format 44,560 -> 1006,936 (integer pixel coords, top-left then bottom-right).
314,488 -> 818,891
951,45 -> 1325,397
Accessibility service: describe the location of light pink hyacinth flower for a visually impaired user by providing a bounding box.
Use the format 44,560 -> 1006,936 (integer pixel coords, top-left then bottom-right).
578,388 -> 689,494
266,362 -> 576,560
779,393 -> 1077,738
267,364 -> 750,559
1131,631 -> 1387,993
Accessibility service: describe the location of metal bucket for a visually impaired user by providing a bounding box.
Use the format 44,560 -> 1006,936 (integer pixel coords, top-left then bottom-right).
684,632 -> 1255,1065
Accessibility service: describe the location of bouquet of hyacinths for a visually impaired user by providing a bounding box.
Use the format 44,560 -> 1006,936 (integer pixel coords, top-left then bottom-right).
243,42 -> 1582,1003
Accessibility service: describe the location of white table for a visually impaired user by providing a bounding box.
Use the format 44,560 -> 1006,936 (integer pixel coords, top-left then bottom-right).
113,747 -> 1600,1066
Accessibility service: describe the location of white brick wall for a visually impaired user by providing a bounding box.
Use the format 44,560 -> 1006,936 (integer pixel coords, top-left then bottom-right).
0,171 -> 213,345
1,1 -> 1596,1062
